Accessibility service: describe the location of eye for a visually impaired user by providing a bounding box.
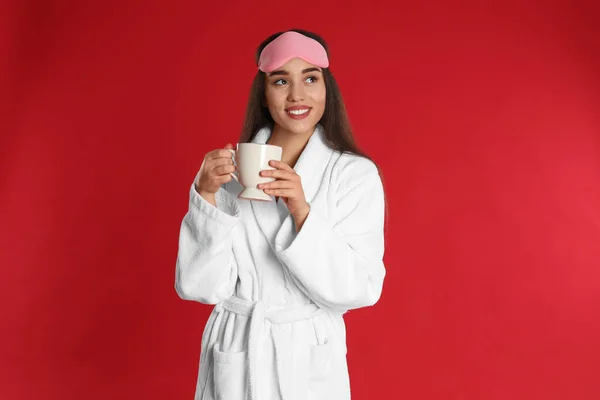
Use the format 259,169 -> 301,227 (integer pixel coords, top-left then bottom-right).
274,78 -> 287,86
305,76 -> 318,83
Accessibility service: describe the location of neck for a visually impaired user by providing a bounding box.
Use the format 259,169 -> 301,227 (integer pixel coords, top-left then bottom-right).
267,125 -> 315,168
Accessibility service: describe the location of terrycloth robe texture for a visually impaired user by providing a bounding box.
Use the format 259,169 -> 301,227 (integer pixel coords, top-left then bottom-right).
175,125 -> 386,400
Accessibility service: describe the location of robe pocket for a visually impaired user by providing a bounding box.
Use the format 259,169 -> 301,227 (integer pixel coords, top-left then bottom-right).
309,339 -> 334,381
212,345 -> 247,400
307,340 -> 337,399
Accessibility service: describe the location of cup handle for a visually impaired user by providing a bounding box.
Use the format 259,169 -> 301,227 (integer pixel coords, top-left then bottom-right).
227,149 -> 239,182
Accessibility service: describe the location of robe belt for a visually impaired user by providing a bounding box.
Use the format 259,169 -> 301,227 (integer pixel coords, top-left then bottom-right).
215,295 -> 321,400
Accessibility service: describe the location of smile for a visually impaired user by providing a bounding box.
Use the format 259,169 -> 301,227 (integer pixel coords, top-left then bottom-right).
288,109 -> 309,115
285,107 -> 311,120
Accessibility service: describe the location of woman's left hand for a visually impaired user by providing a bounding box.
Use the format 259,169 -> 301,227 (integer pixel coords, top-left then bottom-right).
257,160 -> 310,218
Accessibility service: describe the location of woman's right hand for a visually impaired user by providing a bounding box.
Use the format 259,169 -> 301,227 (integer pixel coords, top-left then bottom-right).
195,143 -> 236,196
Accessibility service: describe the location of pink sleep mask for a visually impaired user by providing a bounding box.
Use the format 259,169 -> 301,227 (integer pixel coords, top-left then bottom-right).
258,31 -> 329,73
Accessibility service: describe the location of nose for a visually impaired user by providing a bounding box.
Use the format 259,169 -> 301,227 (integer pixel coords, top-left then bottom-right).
287,81 -> 305,102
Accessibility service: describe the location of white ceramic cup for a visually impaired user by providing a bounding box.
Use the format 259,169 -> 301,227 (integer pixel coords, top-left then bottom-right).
227,143 -> 283,202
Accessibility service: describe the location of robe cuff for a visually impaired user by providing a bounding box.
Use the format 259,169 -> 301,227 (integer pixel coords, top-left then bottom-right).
274,204 -> 326,256
189,175 -> 240,226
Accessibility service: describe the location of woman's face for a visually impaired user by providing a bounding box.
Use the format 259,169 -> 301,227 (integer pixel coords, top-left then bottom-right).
264,57 -> 326,137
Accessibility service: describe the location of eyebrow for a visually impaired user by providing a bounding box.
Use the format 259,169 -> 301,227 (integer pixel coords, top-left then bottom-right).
267,67 -> 322,77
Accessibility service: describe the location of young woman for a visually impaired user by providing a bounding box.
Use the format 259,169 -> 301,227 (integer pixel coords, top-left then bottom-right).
175,29 -> 387,400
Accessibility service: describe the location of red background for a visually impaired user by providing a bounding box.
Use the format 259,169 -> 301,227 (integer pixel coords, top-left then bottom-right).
2,0 -> 600,399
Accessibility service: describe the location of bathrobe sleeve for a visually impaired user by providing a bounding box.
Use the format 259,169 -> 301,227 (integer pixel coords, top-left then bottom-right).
175,174 -> 240,304
274,157 -> 386,313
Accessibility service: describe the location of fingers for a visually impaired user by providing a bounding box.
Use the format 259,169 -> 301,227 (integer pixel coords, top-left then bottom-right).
205,148 -> 234,170
262,188 -> 296,197
207,148 -> 234,160
212,164 -> 236,176
217,174 -> 234,184
212,171 -> 235,185
197,145 -> 236,193
257,180 -> 295,190
259,160 -> 297,180
259,168 -> 298,181
268,160 -> 294,172
209,157 -> 234,167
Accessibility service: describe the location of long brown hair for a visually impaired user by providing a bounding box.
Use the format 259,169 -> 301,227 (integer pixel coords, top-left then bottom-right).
238,29 -> 389,229
239,29 -> 371,159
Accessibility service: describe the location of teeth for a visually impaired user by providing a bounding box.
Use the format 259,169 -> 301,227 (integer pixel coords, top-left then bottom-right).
288,109 -> 309,115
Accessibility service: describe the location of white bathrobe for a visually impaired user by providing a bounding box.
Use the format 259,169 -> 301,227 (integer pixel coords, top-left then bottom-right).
175,125 -> 386,400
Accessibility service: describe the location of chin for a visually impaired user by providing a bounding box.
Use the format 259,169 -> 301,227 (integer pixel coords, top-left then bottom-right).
278,119 -> 319,136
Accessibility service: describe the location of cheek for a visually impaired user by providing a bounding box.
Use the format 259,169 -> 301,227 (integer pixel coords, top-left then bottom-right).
317,92 -> 326,108
312,85 -> 326,108
265,89 -> 286,113
312,88 -> 326,114
265,90 -> 288,124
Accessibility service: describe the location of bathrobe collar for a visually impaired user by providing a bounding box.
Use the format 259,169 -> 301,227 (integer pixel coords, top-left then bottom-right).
249,124 -> 333,247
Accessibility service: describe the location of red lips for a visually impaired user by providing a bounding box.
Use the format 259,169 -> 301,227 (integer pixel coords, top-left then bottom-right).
285,105 -> 311,120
